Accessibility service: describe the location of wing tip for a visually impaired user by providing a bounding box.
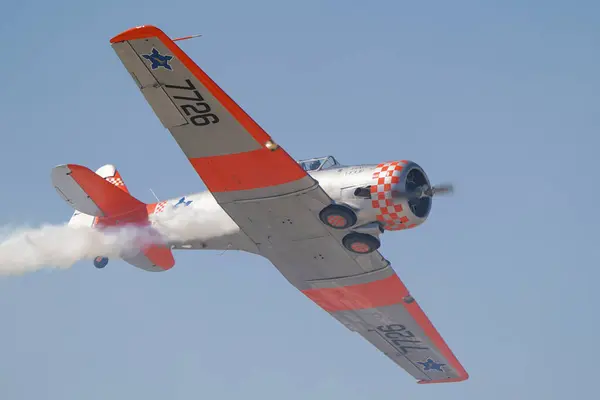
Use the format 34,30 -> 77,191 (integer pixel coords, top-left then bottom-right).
110,25 -> 166,44
397,284 -> 470,383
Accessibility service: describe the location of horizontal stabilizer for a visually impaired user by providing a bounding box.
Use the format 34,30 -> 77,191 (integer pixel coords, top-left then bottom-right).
122,245 -> 175,272
144,244 -> 175,270
68,210 -> 96,227
52,164 -> 145,218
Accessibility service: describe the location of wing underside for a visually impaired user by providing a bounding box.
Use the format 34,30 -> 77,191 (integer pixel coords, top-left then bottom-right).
110,25 -> 468,383
223,186 -> 469,383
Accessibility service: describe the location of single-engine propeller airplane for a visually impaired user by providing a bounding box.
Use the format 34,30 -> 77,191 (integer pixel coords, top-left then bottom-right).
51,25 -> 468,384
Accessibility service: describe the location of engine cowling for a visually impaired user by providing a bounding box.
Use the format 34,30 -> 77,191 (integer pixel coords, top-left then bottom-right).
370,160 -> 432,231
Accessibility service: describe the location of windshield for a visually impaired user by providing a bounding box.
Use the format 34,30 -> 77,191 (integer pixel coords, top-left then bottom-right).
298,156 -> 340,172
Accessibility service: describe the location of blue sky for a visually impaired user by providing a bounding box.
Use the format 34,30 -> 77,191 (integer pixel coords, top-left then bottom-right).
0,0 -> 598,398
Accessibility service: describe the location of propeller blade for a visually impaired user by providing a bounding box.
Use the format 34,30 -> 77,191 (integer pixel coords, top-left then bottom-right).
391,183 -> 454,200
430,183 -> 454,196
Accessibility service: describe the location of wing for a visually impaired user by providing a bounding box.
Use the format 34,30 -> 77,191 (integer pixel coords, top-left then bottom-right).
110,25 -> 311,201
221,192 -> 469,384
110,25 -> 468,383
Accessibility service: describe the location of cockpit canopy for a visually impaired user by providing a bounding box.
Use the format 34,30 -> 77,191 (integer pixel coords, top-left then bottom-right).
298,156 -> 341,172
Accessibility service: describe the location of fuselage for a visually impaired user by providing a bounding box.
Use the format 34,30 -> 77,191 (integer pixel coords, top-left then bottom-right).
150,161 -> 431,253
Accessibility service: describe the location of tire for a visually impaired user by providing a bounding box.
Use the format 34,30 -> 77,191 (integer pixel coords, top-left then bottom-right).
319,205 -> 357,229
93,256 -> 109,269
342,232 -> 381,254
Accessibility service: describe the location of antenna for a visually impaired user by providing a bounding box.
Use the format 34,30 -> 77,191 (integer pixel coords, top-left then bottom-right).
218,243 -> 232,256
149,188 -> 160,202
173,34 -> 202,42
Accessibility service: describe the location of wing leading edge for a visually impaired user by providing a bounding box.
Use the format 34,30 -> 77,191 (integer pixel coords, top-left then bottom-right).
109,25 -> 468,384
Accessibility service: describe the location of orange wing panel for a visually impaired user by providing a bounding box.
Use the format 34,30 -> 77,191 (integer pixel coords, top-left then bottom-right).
189,148 -> 306,192
302,274 -> 407,312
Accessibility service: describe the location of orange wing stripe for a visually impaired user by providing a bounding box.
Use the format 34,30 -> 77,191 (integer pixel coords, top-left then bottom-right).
189,148 -> 306,193
301,274 -> 407,313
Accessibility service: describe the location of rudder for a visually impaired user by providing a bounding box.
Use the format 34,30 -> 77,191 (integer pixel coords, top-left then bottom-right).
95,164 -> 131,194
52,163 -> 175,272
67,164 -> 131,228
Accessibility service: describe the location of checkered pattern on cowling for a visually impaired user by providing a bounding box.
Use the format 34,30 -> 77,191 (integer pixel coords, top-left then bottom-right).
371,161 -> 412,231
154,201 -> 168,214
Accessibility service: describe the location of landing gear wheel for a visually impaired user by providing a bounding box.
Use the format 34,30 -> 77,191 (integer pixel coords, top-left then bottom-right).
319,205 -> 357,229
93,256 -> 109,269
342,232 -> 381,254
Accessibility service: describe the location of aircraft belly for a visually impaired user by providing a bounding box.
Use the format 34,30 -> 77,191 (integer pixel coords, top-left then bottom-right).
154,191 -> 258,253
220,186 -> 388,287
224,197 -> 325,244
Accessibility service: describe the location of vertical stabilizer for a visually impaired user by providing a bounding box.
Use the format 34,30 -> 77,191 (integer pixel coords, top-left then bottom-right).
95,164 -> 131,194
53,163 -> 175,271
67,164 -> 132,227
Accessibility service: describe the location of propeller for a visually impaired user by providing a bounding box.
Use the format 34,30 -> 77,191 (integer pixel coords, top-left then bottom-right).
391,183 -> 454,200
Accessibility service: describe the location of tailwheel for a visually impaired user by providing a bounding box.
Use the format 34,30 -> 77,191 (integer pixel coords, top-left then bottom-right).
319,204 -> 357,230
93,256 -> 109,269
342,232 -> 381,254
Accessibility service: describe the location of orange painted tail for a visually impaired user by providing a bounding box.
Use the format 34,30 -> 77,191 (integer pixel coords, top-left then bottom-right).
52,164 -> 175,270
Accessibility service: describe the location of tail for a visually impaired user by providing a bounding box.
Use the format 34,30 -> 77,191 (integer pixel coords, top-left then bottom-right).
66,164 -> 131,228
51,164 -> 175,272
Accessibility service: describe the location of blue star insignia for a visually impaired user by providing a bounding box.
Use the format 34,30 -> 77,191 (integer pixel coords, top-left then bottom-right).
417,358 -> 446,372
142,48 -> 173,71
174,197 -> 192,208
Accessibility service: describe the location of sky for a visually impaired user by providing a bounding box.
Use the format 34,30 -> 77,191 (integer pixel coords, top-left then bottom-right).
0,0 -> 598,398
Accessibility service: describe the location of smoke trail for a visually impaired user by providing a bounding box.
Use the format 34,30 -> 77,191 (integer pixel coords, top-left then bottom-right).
0,224 -> 154,276
149,204 -> 239,242
0,206 -> 238,276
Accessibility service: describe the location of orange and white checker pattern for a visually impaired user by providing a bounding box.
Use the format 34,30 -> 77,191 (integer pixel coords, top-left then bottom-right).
106,176 -> 124,186
105,171 -> 129,194
370,161 -> 413,231
153,201 -> 168,214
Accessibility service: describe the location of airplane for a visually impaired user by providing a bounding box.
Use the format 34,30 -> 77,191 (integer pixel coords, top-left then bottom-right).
50,25 -> 468,384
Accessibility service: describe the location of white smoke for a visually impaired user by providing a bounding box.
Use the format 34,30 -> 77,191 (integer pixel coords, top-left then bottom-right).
149,204 -> 238,243
0,206 -> 238,276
